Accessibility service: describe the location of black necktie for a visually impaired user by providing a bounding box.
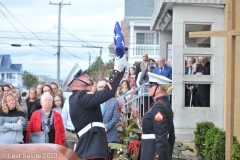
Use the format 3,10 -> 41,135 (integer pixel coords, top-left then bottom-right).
160,67 -> 163,74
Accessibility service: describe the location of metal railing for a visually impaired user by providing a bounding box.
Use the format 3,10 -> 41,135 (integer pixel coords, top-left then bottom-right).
120,84 -> 152,119
132,44 -> 159,57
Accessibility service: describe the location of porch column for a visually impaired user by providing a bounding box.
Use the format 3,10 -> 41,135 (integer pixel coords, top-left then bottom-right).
129,22 -> 134,64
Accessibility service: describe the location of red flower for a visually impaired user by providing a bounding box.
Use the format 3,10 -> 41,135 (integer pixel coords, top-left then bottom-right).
128,141 -> 140,152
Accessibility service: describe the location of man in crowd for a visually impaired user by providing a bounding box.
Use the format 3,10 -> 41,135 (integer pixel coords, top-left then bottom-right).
97,79 -> 120,160
3,84 -> 11,95
168,57 -> 172,67
62,22 -> 127,160
152,56 -> 172,80
135,53 -> 149,81
195,57 -> 211,107
50,82 -> 58,95
185,57 -> 197,107
61,90 -> 78,150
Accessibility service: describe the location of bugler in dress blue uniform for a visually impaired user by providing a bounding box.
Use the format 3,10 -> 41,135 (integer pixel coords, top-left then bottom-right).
62,22 -> 128,160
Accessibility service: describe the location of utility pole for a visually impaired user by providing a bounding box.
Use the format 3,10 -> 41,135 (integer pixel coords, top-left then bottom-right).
82,45 -> 102,76
85,52 -> 91,67
50,1 -> 70,87
88,52 -> 91,67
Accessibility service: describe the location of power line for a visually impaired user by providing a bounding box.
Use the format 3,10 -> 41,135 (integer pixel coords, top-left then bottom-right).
62,27 -> 98,55
0,2 -> 54,46
0,36 -> 155,45
0,42 -> 159,51
0,30 -> 154,39
22,0 -> 48,21
62,47 -> 82,60
0,8 -> 30,43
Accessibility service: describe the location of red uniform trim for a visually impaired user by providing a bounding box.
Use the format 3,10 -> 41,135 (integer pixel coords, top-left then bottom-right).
155,111 -> 163,121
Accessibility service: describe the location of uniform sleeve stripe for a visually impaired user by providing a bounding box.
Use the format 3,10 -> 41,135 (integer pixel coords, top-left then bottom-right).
106,83 -> 112,90
86,91 -> 94,94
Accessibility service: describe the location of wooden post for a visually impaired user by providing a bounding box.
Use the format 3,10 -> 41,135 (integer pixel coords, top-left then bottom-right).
225,0 -> 235,159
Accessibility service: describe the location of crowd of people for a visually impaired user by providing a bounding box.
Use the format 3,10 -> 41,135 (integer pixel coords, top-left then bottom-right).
0,54 -> 210,159
0,20 -> 215,159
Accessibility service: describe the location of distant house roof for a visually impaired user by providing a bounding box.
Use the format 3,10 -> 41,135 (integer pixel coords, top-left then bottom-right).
0,80 -> 9,85
0,55 -> 22,73
125,0 -> 154,17
37,75 -> 63,85
38,75 -> 58,84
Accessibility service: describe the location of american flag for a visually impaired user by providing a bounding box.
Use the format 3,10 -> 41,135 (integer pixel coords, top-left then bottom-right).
114,22 -> 125,59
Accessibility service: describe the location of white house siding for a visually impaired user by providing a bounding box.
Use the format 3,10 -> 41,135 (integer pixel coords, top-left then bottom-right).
171,4 -> 224,140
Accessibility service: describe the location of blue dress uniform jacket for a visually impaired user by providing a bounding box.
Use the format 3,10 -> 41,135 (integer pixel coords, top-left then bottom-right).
139,96 -> 175,160
69,70 -> 124,160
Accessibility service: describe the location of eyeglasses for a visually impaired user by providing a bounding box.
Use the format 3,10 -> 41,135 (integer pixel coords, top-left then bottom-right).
97,86 -> 105,89
74,78 -> 90,86
43,90 -> 50,92
148,82 -> 158,88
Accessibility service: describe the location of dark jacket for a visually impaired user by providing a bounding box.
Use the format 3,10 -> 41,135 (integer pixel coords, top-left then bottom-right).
135,63 -> 141,82
196,62 -> 211,97
139,96 -> 175,160
69,70 -> 124,160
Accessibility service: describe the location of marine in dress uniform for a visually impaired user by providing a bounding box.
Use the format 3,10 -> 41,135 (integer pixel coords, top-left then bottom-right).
139,72 -> 175,160
62,22 -> 128,160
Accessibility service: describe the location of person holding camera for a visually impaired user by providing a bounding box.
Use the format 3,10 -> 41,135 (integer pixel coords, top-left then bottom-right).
138,61 -> 155,116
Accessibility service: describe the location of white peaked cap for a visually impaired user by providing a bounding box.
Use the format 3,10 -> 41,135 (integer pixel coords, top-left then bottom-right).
148,72 -> 172,84
61,63 -> 81,91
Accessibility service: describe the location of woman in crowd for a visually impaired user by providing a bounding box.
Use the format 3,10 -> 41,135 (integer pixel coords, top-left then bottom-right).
125,67 -> 136,90
29,84 -> 54,119
53,94 -> 65,114
22,89 -> 38,120
20,88 -> 38,142
139,73 -> 175,160
15,89 -> 22,104
26,92 -> 65,145
0,93 -> 26,144
56,89 -> 64,96
120,80 -> 133,119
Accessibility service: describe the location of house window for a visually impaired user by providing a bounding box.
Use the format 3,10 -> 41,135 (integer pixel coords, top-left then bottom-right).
184,56 -> 211,75
184,83 -> 211,107
184,55 -> 212,107
167,43 -> 172,58
136,33 -> 154,44
184,24 -> 211,48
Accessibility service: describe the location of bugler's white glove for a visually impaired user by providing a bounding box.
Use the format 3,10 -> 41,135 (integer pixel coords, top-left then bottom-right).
114,54 -> 128,72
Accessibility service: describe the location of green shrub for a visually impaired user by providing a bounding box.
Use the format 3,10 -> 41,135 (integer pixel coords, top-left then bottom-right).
231,140 -> 240,160
194,121 -> 215,157
212,130 -> 225,160
203,126 -> 220,160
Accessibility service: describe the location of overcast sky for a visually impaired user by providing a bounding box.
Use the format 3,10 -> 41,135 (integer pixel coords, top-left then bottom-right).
0,0 -> 124,80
